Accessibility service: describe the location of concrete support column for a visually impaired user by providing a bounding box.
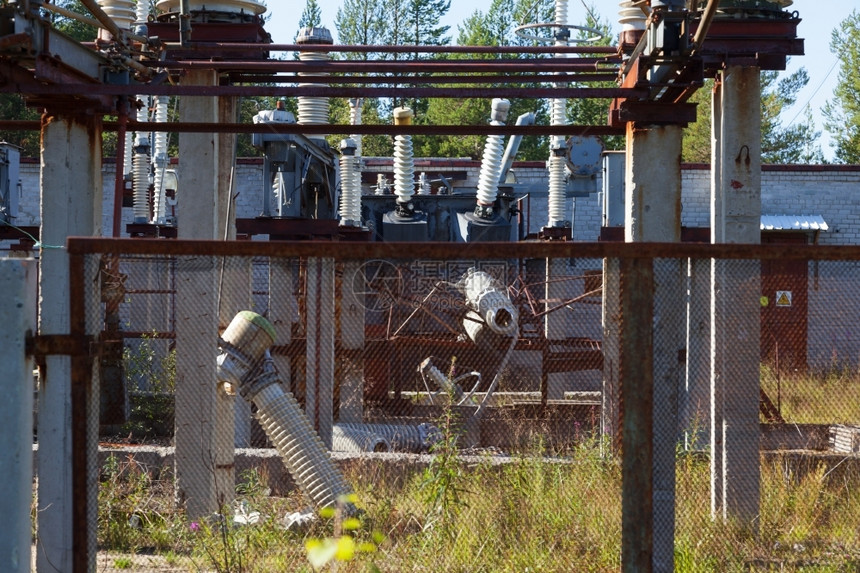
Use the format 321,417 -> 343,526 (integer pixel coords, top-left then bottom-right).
1,259 -> 36,573
339,261 -> 365,423
37,114 -> 103,573
624,123 -> 684,573
306,257 -> 336,448
710,66 -> 762,525
174,69 -> 234,518
683,258 -> 711,449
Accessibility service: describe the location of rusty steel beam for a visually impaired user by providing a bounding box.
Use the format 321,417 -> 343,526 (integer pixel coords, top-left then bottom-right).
609,101 -> 698,127
64,237 -> 860,263
155,42 -> 620,55
0,120 -> 627,136
0,82 -> 643,100
151,58 -> 614,73
224,72 -> 621,85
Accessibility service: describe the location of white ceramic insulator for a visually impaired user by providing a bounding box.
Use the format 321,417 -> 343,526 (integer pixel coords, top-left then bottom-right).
331,425 -> 390,453
151,96 -> 169,223
418,172 -> 430,196
98,0 -> 135,30
337,423 -> 436,453
618,1 -> 647,30
135,0 -> 148,25
339,154 -> 362,226
393,135 -> 415,203
254,383 -> 352,510
554,0 -> 568,27
123,127 -> 134,177
548,153 -> 566,226
298,51 -> 330,126
476,129 -> 505,206
132,137 -> 150,223
375,173 -> 389,196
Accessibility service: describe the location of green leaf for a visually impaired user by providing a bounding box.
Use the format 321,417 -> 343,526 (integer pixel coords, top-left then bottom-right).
319,506 -> 336,519
342,517 -> 362,531
335,535 -> 356,561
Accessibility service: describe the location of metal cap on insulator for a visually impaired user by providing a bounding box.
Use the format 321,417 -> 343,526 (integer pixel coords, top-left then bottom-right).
490,98 -> 511,124
393,107 -> 414,126
295,26 -> 334,45
340,138 -> 357,155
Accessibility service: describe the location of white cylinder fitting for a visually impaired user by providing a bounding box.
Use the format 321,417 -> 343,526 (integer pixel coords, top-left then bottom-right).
155,0 -> 266,15
392,107 -> 415,204
476,98 -> 511,208
151,95 -> 169,224
339,138 -> 362,226
618,1 -> 647,31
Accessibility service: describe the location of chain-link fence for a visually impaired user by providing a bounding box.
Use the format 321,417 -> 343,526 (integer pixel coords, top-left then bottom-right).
50,239 -> 860,571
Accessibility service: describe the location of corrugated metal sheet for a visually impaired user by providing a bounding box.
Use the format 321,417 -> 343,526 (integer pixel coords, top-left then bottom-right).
760,215 -> 829,232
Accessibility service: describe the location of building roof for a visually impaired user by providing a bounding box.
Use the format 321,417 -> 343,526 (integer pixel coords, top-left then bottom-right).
760,215 -> 828,232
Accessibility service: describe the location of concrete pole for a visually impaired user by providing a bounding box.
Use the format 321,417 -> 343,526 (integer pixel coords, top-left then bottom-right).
306,257 -> 336,448
710,66 -> 762,525
174,69 -> 234,518
624,122 -> 684,573
684,258 -> 711,449
0,259 -> 36,573
339,261 -> 365,423
37,114 -> 103,573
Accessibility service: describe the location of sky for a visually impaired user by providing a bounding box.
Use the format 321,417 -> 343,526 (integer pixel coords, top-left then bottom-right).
265,1 -> 853,161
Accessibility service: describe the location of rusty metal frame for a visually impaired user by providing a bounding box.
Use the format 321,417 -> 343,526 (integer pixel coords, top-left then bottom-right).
65,237 -> 860,262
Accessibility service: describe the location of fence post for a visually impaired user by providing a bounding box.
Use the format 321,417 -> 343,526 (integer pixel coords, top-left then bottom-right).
0,258 -> 36,573
621,256 -> 654,573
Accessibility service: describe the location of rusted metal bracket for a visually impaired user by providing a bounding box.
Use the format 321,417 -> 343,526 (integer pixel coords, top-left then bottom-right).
27,334 -> 98,359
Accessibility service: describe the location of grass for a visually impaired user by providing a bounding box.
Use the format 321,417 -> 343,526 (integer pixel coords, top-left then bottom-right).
91,441 -> 860,572
761,363 -> 860,423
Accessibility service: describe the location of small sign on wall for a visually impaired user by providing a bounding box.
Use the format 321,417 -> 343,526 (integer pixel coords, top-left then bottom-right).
776,291 -> 792,307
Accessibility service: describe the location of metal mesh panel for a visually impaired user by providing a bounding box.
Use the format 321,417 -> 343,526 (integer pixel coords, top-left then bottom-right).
56,242 -> 860,570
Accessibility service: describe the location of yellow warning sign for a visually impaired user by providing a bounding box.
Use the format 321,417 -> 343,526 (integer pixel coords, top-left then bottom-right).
776,291 -> 792,307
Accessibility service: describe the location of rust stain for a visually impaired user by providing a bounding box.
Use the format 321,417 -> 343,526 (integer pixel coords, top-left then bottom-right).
730,179 -> 744,190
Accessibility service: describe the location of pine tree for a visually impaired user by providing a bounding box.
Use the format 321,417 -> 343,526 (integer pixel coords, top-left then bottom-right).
682,68 -> 823,164
298,0 -> 322,30
335,0 -> 386,60
823,10 -> 860,164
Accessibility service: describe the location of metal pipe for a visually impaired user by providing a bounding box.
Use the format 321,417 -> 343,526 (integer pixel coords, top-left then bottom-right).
112,98 -> 128,237
499,112 -> 536,185
79,0 -> 124,42
691,0 -> 721,53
